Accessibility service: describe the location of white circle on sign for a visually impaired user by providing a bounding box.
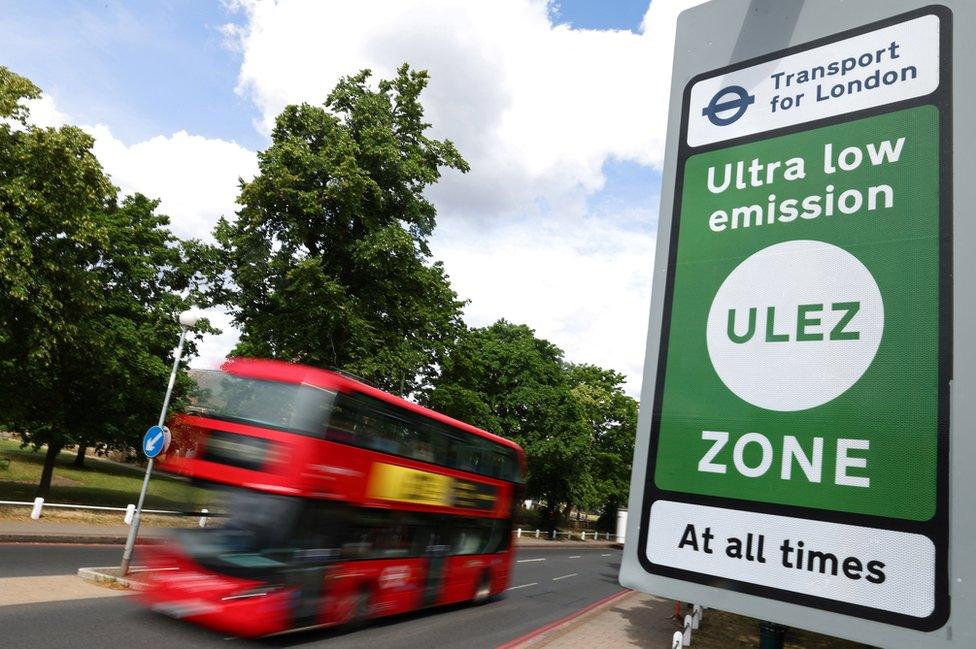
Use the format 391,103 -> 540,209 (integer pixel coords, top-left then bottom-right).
705,240 -> 883,412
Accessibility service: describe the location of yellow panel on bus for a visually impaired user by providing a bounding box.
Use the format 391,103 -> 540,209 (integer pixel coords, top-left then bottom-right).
366,463 -> 455,507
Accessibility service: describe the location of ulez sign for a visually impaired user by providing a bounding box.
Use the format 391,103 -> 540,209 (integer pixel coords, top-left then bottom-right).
649,7 -> 947,628
618,3 -> 975,647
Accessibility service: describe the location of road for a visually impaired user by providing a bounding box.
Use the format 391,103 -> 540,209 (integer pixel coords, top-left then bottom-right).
0,544 -> 623,648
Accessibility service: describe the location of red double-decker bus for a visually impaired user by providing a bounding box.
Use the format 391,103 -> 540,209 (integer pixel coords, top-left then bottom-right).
139,358 -> 525,638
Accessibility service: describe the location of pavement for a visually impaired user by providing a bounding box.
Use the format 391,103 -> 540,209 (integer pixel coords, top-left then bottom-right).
505,590 -> 680,648
0,574 -> 127,607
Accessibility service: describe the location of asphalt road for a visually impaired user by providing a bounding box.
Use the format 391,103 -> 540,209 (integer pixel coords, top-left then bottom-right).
0,543 -> 132,577
0,544 -> 623,648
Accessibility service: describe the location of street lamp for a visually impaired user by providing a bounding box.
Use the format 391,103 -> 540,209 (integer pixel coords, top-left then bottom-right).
120,308 -> 203,575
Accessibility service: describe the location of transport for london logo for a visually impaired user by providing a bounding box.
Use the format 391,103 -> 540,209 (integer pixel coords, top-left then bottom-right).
702,85 -> 755,126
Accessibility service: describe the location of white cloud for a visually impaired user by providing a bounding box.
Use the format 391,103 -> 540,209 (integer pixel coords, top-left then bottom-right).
227,0 -> 703,218
434,212 -> 655,392
24,92 -> 259,242
88,126 -> 258,241
189,308 -> 239,370
24,94 -> 69,128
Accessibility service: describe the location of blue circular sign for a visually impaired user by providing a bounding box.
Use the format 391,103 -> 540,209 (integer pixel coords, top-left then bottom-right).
702,85 -> 756,126
142,425 -> 168,458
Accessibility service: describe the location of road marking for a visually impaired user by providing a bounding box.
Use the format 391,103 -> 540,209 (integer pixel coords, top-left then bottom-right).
517,558 -> 546,563
568,555 -> 581,559
552,573 -> 578,581
507,582 -> 538,591
601,553 -> 613,556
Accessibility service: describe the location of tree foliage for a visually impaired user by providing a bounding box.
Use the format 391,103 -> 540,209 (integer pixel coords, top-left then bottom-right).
565,363 -> 637,519
0,67 -> 209,495
213,64 -> 468,394
424,321 -> 636,516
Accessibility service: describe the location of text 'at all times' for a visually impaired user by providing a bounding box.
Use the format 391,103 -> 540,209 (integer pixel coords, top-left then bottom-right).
676,524 -> 887,583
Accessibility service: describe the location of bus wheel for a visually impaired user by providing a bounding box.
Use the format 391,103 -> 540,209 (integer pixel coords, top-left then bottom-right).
350,587 -> 372,626
473,572 -> 492,605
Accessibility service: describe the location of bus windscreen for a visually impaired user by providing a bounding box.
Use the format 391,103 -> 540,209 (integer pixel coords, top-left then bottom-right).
187,370 -> 336,435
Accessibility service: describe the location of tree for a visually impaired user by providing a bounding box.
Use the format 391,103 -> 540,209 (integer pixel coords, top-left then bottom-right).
213,64 -> 468,395
0,67 -> 208,496
424,321 -> 595,515
565,364 -> 637,526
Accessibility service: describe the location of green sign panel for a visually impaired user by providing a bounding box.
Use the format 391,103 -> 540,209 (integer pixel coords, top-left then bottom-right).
656,106 -> 940,520
636,7 -> 950,631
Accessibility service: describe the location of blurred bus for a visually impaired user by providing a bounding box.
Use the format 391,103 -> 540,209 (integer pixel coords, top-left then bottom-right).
140,358 -> 525,638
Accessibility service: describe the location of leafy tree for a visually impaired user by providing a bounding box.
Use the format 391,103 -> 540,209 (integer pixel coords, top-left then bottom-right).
0,67 -> 208,496
213,64 -> 468,394
565,363 -> 637,526
424,321 -> 595,516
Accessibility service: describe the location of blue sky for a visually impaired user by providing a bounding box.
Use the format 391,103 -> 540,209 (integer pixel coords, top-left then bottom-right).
1,0 -> 690,392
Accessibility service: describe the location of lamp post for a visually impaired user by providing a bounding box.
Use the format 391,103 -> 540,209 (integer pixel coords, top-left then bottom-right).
120,309 -> 202,575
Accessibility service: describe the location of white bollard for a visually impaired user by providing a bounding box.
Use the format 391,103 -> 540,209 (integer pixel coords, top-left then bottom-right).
517,528 -> 522,538
616,508 -> 628,544
124,504 -> 135,525
198,508 -> 209,528
30,497 -> 44,520
682,614 -> 692,646
671,631 -> 683,649
581,531 -> 586,541
692,604 -> 703,629
535,529 -> 540,538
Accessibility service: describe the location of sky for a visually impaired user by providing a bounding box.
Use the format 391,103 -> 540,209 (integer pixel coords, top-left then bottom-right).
1,0 -> 706,396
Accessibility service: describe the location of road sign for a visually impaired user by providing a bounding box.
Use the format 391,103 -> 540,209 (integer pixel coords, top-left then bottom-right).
618,2 -> 976,647
142,425 -> 170,459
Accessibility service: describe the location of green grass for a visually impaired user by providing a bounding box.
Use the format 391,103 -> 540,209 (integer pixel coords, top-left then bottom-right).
0,439 -> 209,511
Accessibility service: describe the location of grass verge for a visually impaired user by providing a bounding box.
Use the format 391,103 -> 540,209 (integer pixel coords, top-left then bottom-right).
0,438 -> 210,513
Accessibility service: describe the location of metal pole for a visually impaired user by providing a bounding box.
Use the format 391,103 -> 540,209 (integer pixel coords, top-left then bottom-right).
120,325 -> 189,575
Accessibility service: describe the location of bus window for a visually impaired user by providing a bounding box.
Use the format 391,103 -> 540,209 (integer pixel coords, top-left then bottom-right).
322,391 -> 523,483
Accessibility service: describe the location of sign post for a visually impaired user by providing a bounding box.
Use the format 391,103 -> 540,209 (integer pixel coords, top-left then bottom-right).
120,310 -> 200,575
619,2 -> 975,647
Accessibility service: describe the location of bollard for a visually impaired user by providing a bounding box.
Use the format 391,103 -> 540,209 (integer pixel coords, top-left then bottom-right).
759,621 -> 786,649
30,497 -> 44,520
517,528 -> 522,538
671,631 -> 683,649
682,614 -> 692,646
124,504 -> 136,525
692,604 -> 703,629
581,531 -> 586,541
535,529 -> 540,538
198,508 -> 209,528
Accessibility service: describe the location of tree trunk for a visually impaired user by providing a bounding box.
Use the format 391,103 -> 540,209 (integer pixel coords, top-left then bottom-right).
36,444 -> 62,500
73,443 -> 87,468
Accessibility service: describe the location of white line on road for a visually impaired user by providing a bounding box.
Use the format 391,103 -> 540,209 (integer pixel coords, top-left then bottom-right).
507,582 -> 538,591
568,555 -> 581,559
517,558 -> 546,563
601,553 -> 613,556
552,573 -> 578,581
